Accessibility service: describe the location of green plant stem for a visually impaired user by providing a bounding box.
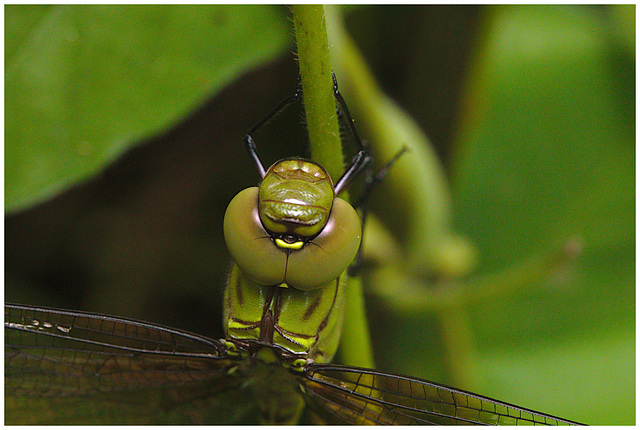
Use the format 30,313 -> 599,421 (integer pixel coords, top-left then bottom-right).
291,5 -> 343,182
368,238 -> 582,313
324,6 -> 476,278
340,277 -> 375,369
291,5 -> 374,369
437,303 -> 478,390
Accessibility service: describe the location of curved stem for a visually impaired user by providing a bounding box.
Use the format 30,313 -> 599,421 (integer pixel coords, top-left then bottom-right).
324,6 -> 477,278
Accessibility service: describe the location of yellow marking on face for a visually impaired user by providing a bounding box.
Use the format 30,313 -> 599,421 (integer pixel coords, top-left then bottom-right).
275,238 -> 304,250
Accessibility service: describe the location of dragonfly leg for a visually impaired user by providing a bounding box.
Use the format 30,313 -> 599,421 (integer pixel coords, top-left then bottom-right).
331,73 -> 366,153
352,146 -> 409,210
331,73 -> 373,195
334,150 -> 371,195
243,81 -> 303,179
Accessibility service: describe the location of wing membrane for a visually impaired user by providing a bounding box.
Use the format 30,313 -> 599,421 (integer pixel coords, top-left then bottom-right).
5,303 -> 251,424
301,364 -> 580,425
6,304 -> 580,425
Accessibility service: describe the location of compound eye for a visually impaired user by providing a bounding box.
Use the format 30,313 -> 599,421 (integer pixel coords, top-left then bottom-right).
224,187 -> 287,286
224,189 -> 361,291
284,197 -> 361,290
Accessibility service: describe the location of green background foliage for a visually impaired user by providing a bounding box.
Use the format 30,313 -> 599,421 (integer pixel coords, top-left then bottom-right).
6,5 -> 289,213
5,5 -> 634,425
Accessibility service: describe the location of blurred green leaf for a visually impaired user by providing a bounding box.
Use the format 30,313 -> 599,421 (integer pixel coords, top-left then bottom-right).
480,330 -> 634,425
451,6 -> 633,424
5,5 -> 290,213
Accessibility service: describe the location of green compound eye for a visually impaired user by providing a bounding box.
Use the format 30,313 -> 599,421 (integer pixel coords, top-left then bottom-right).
223,187 -> 361,290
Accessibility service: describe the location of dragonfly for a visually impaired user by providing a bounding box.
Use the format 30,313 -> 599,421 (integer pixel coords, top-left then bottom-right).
5,76 -> 581,425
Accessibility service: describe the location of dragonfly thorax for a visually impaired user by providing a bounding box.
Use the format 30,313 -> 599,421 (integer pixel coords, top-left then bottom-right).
225,337 -> 310,368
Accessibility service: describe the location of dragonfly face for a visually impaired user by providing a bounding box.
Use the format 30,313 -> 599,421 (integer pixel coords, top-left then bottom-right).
223,158 -> 362,291
4,78 -> 581,425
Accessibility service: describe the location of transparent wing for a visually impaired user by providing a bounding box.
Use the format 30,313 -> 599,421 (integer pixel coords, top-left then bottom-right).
5,303 -> 255,424
300,364 -> 581,425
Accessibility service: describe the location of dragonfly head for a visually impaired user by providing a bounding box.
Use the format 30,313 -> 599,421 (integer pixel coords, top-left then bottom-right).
223,158 -> 361,290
